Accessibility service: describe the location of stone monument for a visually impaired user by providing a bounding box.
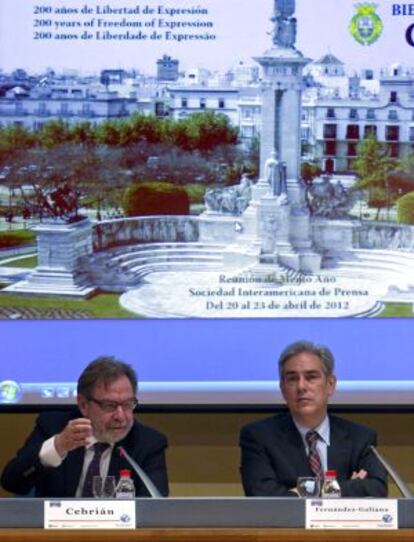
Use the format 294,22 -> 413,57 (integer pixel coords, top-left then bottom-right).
199,0 -> 321,273
3,184 -> 96,297
244,0 -> 321,272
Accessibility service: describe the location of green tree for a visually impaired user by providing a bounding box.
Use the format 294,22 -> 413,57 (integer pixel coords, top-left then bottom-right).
123,182 -> 190,216
396,191 -> 414,224
246,136 -> 260,178
126,113 -> 164,145
36,119 -> 70,149
75,145 -> 127,218
96,120 -> 122,146
353,135 -> 397,220
301,161 -> 322,185
167,112 -> 238,152
2,144 -> 127,221
69,121 -> 97,148
0,125 -> 35,165
387,153 -> 414,201
400,152 -> 414,174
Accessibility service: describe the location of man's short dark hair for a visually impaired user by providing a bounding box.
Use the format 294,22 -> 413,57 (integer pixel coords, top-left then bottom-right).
278,340 -> 335,380
77,356 -> 138,398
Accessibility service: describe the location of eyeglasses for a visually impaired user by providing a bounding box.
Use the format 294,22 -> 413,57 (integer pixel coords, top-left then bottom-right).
89,397 -> 138,413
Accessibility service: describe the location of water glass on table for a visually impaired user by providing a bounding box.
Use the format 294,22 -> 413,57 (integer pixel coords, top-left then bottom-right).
92,475 -> 116,498
296,476 -> 320,497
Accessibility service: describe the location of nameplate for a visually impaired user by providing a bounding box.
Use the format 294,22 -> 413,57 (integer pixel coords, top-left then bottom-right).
306,499 -> 398,529
44,500 -> 135,529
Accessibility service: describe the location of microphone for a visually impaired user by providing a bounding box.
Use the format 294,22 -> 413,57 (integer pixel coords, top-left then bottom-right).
369,445 -> 413,498
117,446 -> 162,498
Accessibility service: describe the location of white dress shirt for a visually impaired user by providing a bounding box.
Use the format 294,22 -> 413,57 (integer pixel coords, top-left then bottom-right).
39,435 -> 113,496
292,416 -> 331,473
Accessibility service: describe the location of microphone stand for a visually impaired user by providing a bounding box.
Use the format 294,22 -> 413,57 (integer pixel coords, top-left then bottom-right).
117,446 -> 162,498
370,445 -> 413,498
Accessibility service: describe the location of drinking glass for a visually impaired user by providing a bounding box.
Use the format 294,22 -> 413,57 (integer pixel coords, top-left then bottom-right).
296,476 -> 320,497
92,475 -> 116,498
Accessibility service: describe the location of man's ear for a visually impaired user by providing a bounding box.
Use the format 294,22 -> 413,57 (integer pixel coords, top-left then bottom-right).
327,374 -> 337,397
77,394 -> 88,417
279,377 -> 286,400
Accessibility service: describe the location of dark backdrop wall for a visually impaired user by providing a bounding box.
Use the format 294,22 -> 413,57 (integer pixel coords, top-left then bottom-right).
0,411 -> 413,497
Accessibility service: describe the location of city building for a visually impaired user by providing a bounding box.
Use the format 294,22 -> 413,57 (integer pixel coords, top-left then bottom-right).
304,62 -> 414,173
167,86 -> 240,125
157,54 -> 179,82
0,81 -> 151,130
1,54 -> 413,174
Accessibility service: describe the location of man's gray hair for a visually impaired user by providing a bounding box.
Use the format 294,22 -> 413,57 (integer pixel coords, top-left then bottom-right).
278,340 -> 335,380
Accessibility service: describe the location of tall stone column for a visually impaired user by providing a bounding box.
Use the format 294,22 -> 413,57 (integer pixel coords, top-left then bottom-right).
244,0 -> 321,273
281,87 -> 302,202
255,56 -> 308,201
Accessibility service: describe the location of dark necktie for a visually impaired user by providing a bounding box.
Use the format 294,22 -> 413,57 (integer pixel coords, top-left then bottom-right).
81,442 -> 110,498
305,430 -> 323,478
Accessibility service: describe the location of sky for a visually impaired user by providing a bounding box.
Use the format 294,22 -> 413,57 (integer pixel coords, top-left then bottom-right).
0,0 -> 412,75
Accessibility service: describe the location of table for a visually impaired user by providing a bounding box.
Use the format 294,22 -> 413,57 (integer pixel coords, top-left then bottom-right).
0,528 -> 413,542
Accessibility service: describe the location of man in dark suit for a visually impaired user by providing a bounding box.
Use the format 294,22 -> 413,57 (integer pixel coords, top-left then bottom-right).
240,340 -> 387,497
1,357 -> 168,497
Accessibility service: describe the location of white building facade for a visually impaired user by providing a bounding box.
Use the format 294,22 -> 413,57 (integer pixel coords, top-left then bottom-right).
1,56 -> 413,174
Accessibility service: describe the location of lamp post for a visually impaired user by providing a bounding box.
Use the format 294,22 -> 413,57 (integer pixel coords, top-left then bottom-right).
386,175 -> 390,222
0,166 -> 14,230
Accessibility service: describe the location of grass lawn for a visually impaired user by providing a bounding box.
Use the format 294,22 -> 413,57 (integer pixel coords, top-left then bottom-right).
0,229 -> 36,247
0,251 -> 140,318
2,256 -> 37,268
0,290 -> 140,319
378,303 -> 413,317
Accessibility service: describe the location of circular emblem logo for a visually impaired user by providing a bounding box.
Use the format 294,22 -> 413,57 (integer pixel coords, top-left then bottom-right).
0,380 -> 22,403
350,3 -> 383,46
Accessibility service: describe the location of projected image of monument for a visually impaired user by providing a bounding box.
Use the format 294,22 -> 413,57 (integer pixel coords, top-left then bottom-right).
1,0 -> 414,318
116,0 -> 414,318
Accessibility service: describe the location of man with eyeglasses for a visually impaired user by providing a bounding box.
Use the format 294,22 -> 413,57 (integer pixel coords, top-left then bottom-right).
239,340 -> 387,497
1,357 -> 169,497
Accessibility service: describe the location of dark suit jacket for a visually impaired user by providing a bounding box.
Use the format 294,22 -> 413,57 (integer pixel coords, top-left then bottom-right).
239,413 -> 387,497
0,410 -> 169,497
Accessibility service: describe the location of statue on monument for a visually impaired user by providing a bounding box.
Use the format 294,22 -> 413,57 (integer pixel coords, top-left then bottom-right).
204,174 -> 252,215
20,182 -> 81,223
271,0 -> 297,48
265,150 -> 288,204
305,175 -> 358,219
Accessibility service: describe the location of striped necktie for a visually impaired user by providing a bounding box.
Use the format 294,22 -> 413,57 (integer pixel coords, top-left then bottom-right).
305,430 -> 323,478
81,442 -> 110,498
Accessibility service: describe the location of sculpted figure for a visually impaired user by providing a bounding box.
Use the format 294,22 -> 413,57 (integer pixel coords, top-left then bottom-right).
204,175 -> 252,216
49,184 -> 79,219
204,187 -> 223,213
271,0 -> 297,48
274,0 -> 295,18
235,174 -> 253,214
265,150 -> 288,199
278,18 -> 297,48
306,176 -> 357,219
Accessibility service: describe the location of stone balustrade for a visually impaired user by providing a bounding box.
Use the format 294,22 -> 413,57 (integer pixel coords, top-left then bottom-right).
358,222 -> 414,250
92,215 -> 199,251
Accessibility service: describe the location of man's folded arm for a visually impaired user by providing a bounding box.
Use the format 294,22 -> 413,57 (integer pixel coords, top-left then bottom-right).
341,441 -> 388,497
239,426 -> 296,497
